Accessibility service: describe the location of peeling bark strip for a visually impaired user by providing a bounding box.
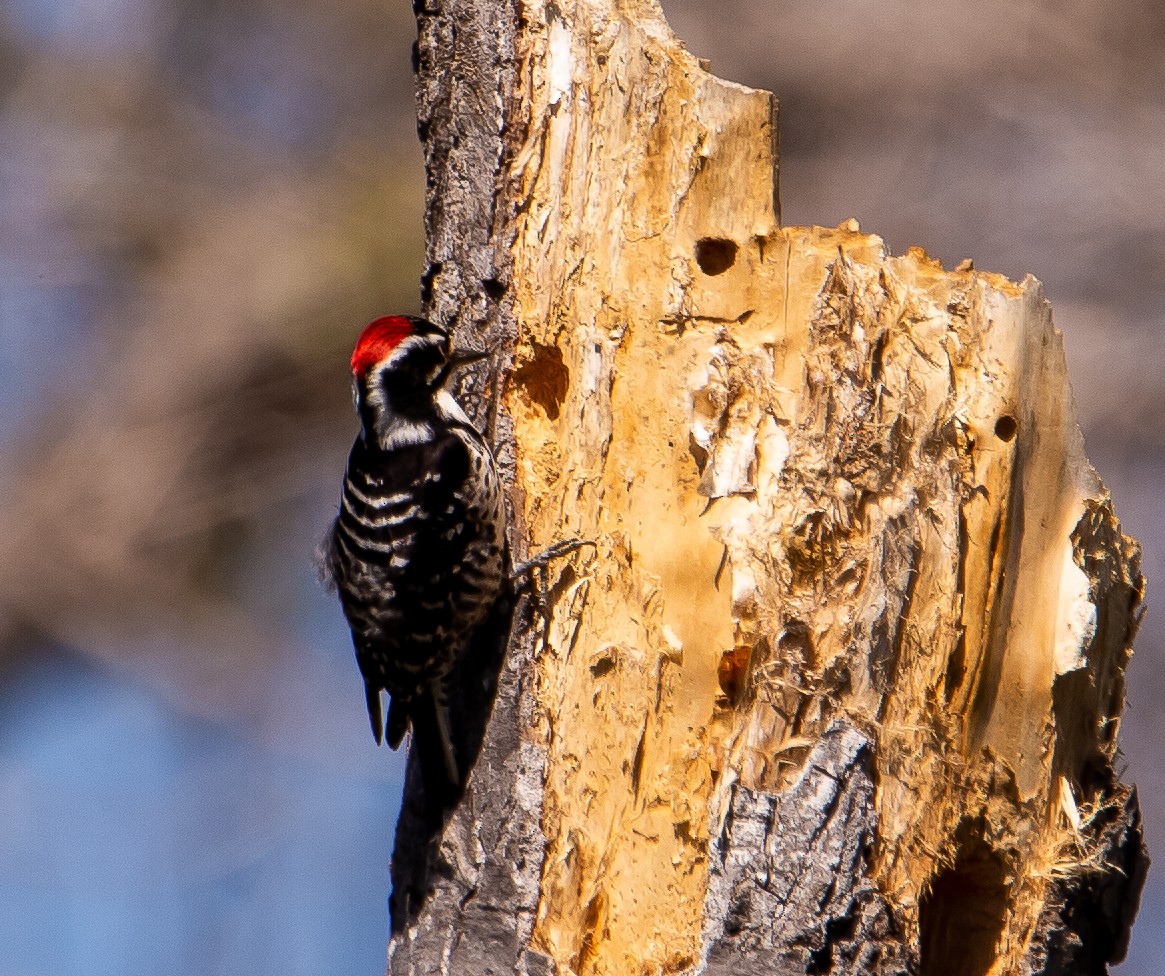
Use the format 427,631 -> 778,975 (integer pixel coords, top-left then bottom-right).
397,1 -> 1147,974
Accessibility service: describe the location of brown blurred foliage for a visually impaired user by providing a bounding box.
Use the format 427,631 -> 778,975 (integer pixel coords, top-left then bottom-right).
0,0 -> 425,715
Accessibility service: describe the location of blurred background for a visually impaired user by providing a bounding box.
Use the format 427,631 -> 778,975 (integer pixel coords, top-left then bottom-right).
0,0 -> 1159,972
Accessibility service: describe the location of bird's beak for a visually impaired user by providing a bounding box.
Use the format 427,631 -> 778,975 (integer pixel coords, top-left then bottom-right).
450,348 -> 490,368
438,347 -> 492,387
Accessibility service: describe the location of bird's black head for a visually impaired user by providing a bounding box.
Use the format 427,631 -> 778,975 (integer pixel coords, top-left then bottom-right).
350,316 -> 487,447
351,315 -> 449,396
350,315 -> 450,443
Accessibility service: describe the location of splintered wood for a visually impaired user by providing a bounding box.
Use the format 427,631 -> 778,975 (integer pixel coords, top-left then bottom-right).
501,2 -> 1144,974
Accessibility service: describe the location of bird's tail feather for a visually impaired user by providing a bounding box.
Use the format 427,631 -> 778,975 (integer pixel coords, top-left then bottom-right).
407,686 -> 461,803
365,682 -> 384,746
385,696 -> 410,750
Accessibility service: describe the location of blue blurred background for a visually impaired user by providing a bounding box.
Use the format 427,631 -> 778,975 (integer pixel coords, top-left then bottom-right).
1,0 -> 1161,972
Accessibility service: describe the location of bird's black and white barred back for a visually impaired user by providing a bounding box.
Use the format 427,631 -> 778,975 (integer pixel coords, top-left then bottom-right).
322,315 -> 507,789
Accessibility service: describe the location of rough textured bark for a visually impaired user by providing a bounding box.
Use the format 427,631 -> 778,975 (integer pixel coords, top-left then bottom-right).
388,1 -> 1147,974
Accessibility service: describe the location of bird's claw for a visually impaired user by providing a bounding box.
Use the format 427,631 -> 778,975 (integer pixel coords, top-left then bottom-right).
510,539 -> 596,605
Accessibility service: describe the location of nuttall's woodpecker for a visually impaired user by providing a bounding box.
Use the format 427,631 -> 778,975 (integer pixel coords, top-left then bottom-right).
322,315 -> 506,787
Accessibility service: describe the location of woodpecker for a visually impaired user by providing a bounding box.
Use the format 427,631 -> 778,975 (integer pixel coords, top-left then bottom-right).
322,315 -> 507,788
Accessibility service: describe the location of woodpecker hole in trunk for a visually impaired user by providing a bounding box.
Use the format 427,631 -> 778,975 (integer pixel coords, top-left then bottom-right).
994,415 -> 1018,442
919,820 -> 1011,976
695,237 -> 738,275
512,342 -> 570,421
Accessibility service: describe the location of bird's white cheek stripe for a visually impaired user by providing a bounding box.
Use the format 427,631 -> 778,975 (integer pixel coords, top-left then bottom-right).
435,390 -> 473,426
375,333 -> 441,371
378,418 -> 436,450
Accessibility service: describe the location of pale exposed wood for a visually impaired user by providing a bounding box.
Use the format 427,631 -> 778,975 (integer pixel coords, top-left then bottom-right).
390,1 -> 1146,974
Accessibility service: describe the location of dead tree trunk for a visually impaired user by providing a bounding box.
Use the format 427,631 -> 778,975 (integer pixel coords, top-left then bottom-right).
388,1 -> 1147,974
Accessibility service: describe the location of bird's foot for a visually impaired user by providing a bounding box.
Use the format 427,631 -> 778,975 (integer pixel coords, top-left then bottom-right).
511,539 -> 595,587
510,539 -> 596,612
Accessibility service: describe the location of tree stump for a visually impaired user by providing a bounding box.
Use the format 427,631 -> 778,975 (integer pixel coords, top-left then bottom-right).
388,1 -> 1147,973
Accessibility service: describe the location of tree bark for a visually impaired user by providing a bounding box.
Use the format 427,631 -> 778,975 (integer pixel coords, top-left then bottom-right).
390,1 -> 1147,974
